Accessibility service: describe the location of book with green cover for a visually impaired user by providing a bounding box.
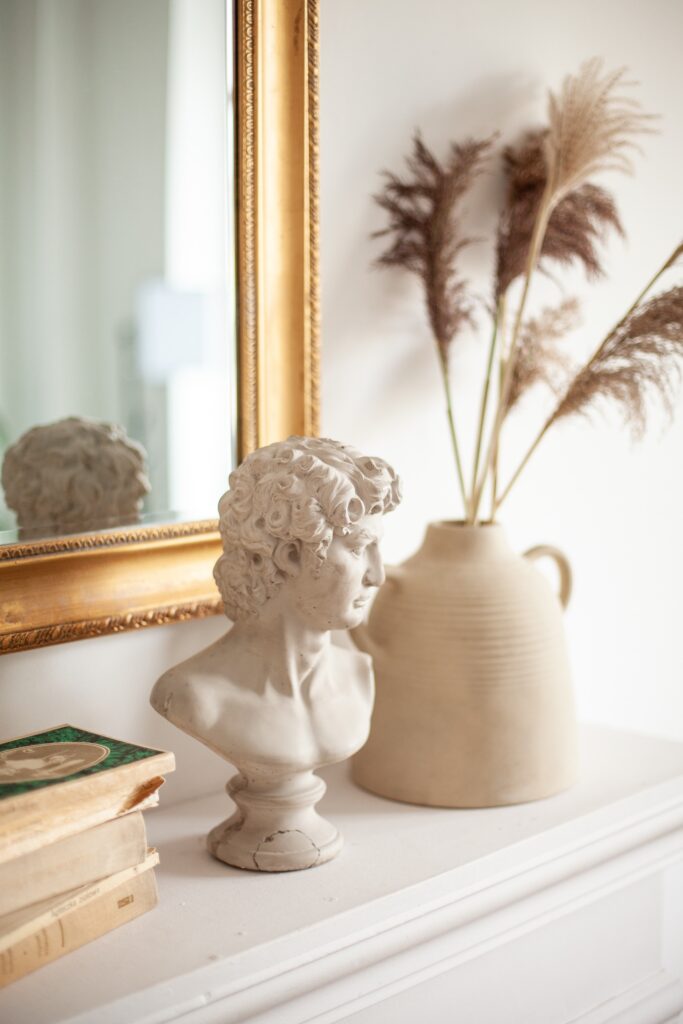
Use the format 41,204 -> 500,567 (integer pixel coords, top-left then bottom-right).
0,725 -> 174,865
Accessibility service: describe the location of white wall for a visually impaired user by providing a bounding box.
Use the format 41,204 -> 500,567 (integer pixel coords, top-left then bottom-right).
1,1 -> 682,809
320,0 -> 683,740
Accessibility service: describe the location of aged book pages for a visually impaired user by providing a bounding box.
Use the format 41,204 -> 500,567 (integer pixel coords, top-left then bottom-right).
0,867 -> 158,988
0,812 -> 148,918
0,851 -> 159,952
0,725 -> 174,865
0,780 -> 163,866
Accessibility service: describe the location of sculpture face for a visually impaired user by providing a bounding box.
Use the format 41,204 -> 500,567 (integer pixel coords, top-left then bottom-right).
283,515 -> 385,631
213,437 -> 402,624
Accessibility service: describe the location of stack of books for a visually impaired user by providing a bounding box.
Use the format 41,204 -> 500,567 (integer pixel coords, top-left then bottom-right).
0,724 -> 175,988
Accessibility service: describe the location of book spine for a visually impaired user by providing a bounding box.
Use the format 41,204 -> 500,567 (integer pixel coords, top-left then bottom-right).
0,869 -> 158,989
0,811 -> 148,918
0,851 -> 159,952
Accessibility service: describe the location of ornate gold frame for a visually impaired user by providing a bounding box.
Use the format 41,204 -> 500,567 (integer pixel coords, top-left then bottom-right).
0,0 -> 320,655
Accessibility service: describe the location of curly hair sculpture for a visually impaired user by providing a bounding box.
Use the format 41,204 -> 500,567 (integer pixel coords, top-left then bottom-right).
214,436 -> 401,620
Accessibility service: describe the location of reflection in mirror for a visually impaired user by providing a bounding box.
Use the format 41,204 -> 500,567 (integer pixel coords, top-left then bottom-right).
2,416 -> 150,539
0,0 -> 235,544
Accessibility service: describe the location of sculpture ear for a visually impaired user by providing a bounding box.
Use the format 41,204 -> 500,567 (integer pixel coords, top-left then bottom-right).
273,540 -> 302,577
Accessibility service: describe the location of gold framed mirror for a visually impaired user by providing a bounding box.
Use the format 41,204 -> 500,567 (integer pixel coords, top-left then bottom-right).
0,0 -> 320,654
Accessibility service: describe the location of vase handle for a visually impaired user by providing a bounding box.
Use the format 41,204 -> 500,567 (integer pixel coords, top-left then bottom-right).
523,545 -> 572,609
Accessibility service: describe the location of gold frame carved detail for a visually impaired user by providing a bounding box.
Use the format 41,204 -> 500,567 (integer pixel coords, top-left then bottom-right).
0,0 -> 320,655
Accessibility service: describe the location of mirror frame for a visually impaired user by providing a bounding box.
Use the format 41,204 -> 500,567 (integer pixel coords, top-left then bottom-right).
0,0 -> 320,654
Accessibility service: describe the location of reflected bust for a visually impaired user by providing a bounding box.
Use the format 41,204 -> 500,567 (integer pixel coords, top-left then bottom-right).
1,416 -> 150,539
151,436 -> 401,871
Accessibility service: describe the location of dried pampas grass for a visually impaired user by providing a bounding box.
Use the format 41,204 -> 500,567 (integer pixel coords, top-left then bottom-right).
372,59 -> 680,521
496,253 -> 683,510
495,132 -> 623,297
470,59 -> 654,521
373,132 -> 494,510
553,286 -> 683,435
544,58 -> 654,202
506,298 -> 580,412
374,132 -> 494,357
495,55 -> 652,300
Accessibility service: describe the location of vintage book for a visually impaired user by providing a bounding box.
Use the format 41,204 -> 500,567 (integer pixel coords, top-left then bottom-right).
0,866 -> 158,988
0,724 -> 174,865
0,850 -> 159,952
0,811 -> 149,918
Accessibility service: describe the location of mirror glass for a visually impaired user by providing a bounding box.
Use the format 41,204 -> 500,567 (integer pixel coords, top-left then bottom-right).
0,0 -> 235,542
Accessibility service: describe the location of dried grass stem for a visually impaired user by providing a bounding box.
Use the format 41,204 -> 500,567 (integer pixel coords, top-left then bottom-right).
496,242 -> 683,509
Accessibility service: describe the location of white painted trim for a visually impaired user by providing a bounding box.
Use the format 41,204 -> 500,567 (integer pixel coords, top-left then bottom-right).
128,809 -> 683,1024
569,971 -> 683,1024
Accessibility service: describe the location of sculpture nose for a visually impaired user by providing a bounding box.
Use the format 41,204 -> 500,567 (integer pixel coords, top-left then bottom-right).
363,545 -> 385,588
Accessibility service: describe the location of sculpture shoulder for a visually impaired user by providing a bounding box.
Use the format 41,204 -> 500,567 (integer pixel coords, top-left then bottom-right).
150,633 -> 236,734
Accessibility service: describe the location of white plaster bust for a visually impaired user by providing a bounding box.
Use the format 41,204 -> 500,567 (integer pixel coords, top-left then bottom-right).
151,436 -> 401,871
1,416 -> 150,538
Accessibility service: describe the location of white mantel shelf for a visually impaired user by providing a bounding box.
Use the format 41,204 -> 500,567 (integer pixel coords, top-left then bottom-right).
2,725 -> 683,1024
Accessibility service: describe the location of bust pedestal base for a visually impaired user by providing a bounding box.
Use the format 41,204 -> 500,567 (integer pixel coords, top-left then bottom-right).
207,771 -> 342,872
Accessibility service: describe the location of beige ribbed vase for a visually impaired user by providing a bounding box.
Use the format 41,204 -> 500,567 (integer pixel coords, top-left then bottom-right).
352,522 -> 579,807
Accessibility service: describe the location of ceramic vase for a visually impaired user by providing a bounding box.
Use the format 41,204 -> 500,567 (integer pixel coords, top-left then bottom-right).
352,521 -> 579,807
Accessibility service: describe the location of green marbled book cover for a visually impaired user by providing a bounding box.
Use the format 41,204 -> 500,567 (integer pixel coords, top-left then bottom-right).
0,725 -> 169,802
